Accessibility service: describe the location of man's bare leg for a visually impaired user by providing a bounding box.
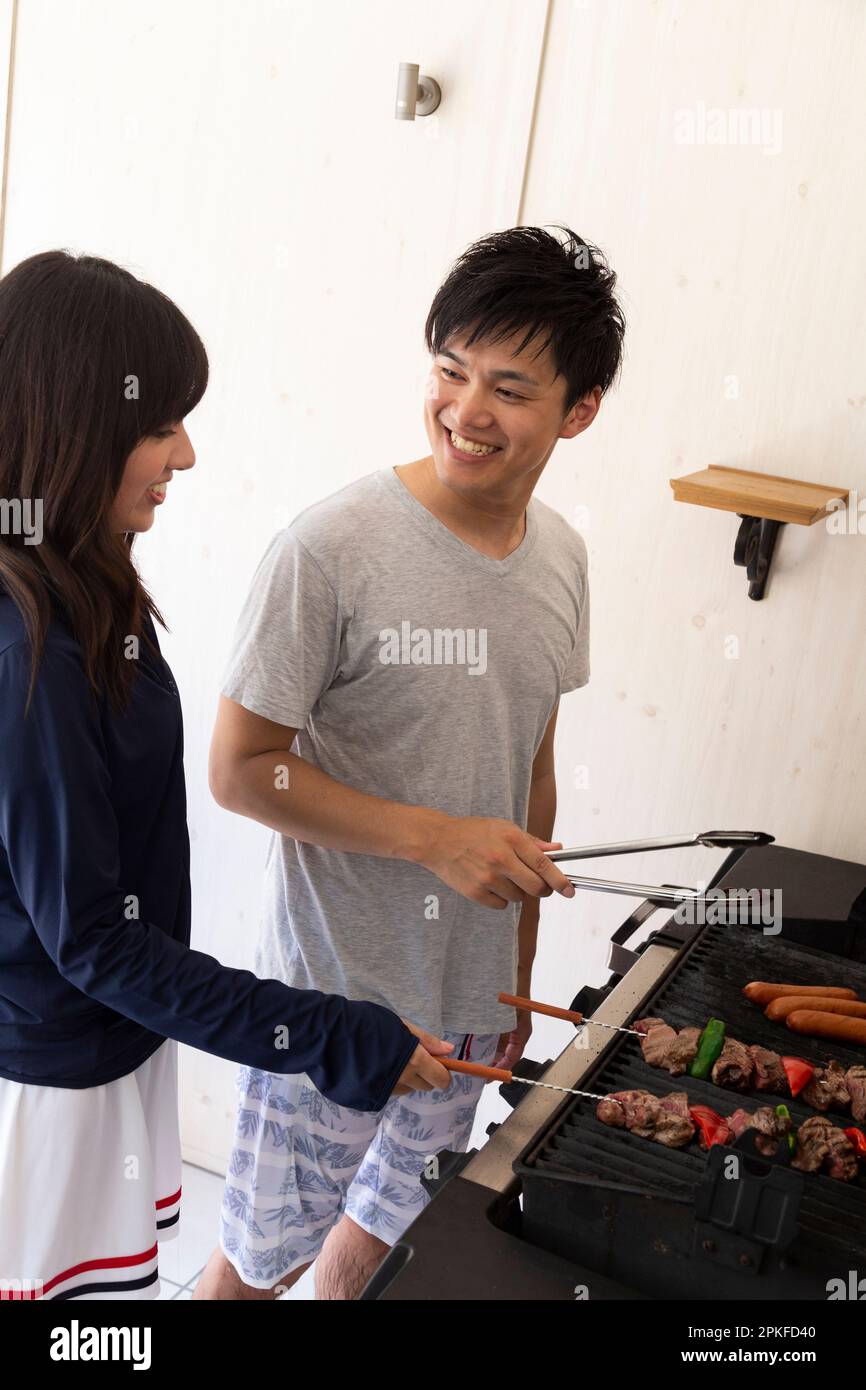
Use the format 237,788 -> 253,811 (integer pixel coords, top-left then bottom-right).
192,1246 -> 311,1301
314,1213 -> 389,1301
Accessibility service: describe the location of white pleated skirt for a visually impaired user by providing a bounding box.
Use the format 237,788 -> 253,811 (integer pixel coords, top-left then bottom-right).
0,1039 -> 182,1300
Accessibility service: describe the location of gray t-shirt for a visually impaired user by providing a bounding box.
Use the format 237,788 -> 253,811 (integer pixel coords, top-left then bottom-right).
220,466 -> 589,1034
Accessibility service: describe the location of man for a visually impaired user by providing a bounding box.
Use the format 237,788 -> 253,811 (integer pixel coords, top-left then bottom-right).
195,225 -> 625,1300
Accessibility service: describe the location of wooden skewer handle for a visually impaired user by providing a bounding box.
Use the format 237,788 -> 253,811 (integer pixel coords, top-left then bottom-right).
441,1057 -> 513,1083
498,991 -> 585,1025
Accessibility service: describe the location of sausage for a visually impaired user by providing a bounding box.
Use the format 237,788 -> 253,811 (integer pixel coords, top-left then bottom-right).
765,995 -> 866,1022
743,982 -> 858,1006
785,1010 -> 866,1047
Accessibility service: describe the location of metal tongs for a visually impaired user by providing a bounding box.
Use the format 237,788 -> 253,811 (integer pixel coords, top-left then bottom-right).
437,833 -> 774,1104
547,830 -> 774,906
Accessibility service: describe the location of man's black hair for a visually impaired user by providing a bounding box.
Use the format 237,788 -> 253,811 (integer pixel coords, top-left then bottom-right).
424,225 -> 625,414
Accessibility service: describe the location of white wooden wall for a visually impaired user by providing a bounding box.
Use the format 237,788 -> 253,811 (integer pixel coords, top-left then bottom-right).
2,0 -> 865,1170
0,0 -> 16,252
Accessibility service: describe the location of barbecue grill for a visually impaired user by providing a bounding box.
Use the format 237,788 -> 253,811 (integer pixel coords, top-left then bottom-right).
362,839 -> 866,1300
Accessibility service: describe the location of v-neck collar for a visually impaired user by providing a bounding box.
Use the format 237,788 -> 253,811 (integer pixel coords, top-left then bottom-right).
377,465 -> 538,577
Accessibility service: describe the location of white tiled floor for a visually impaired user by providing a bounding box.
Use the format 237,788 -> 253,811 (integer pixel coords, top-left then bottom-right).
156,1162 -> 316,1300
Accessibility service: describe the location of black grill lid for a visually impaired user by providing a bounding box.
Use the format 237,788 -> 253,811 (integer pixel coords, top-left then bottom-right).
714,844 -> 866,959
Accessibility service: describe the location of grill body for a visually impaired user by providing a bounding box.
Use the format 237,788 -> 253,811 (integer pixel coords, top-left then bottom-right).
363,843 -> 866,1300
517,924 -> 866,1299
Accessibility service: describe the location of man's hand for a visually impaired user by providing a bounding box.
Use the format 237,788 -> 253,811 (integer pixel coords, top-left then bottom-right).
419,815 -> 576,909
391,1022 -> 454,1096
493,1009 -> 533,1071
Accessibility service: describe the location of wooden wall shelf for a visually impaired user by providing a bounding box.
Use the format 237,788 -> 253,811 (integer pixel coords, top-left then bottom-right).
670,465 -> 848,525
669,466 -> 849,600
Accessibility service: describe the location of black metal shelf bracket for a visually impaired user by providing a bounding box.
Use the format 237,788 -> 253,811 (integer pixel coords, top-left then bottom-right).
733,513 -> 784,601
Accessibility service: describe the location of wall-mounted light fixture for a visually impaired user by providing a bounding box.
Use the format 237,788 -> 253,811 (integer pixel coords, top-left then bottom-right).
395,62 -> 441,120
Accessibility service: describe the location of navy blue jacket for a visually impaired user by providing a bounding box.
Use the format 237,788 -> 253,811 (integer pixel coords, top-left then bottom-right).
0,595 -> 417,1108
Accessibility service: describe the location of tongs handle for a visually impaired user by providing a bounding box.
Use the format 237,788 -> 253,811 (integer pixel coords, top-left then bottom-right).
547,830 -> 773,863
558,875 -> 702,905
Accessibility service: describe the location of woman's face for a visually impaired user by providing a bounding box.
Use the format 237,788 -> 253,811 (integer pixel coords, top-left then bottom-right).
110,421 -> 195,533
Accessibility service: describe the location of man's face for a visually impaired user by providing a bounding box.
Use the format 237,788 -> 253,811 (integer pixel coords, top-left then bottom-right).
423,328 -> 598,499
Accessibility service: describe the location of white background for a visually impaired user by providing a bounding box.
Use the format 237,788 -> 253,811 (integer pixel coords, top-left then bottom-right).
1,0 -> 864,1170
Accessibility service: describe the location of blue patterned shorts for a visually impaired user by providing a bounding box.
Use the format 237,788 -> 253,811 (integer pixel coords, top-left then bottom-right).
219,1030 -> 499,1289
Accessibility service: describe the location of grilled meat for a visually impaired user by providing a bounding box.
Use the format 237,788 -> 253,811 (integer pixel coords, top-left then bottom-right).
666,1027 -> 701,1076
801,1059 -> 851,1113
634,1017 -> 667,1035
825,1126 -> 859,1182
635,1019 -> 699,1075
747,1044 -> 788,1094
597,1089 -> 650,1133
711,1037 -> 754,1090
637,1020 -> 679,1068
656,1092 -> 695,1145
727,1105 -> 791,1156
792,1116 -> 832,1172
845,1066 -> 866,1124
595,1090 -> 694,1148
791,1115 -> 857,1181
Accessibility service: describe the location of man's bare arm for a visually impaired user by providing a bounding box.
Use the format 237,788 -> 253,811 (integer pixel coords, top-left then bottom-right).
209,696 -> 575,906
208,695 -> 430,860
516,702 -> 561,992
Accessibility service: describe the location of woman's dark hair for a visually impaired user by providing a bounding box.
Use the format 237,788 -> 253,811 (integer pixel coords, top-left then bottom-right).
424,225 -> 625,412
0,250 -> 208,712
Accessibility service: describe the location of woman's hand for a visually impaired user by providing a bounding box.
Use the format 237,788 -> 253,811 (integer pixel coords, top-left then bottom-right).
391,1021 -> 454,1095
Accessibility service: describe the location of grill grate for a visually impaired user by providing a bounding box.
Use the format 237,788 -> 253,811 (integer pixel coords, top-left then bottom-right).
521,922 -> 866,1255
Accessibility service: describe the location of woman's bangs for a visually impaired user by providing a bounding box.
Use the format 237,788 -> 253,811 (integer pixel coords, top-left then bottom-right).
126,290 -> 209,438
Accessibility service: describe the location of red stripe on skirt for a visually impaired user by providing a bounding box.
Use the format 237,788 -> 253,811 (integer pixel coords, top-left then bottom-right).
155,1185 -> 182,1210
2,1187 -> 181,1299
2,1242 -> 159,1300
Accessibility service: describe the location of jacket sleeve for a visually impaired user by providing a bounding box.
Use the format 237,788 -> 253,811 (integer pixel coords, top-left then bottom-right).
0,637 -> 417,1111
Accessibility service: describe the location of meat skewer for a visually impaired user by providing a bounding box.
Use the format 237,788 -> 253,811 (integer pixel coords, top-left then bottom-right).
497,991 -> 642,1037
440,1057 -> 623,1104
595,1087 -> 861,1181
635,1016 -> 865,1121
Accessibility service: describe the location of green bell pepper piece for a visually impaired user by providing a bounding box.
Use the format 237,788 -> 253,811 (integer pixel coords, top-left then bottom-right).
775,1103 -> 796,1152
689,1018 -> 726,1080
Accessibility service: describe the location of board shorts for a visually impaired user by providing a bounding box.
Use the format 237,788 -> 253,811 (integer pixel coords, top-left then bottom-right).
219,1029 -> 499,1289
0,1040 -> 182,1301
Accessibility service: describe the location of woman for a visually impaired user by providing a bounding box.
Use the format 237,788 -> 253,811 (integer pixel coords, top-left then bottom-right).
0,250 -> 451,1300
